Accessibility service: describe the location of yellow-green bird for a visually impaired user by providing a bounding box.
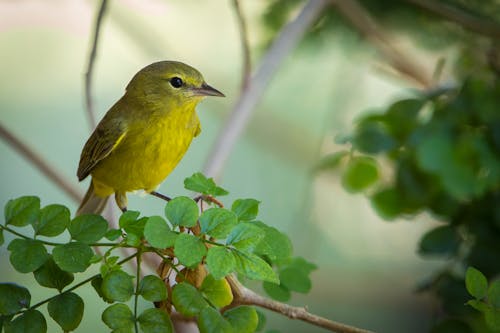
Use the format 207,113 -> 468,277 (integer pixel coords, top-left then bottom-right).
77,61 -> 224,215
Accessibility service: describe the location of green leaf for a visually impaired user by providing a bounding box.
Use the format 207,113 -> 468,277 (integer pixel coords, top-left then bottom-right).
101,270 -> 134,302
262,281 -> 290,302
200,208 -> 238,239
0,229 -> 3,246
465,267 -> 488,299
253,222 -> 292,261
69,214 -> 108,243
138,308 -> 173,333
315,151 -> 349,172
227,222 -> 264,252
198,307 -> 232,333
224,306 -> 259,333
8,239 -> 49,273
33,257 -> 74,291
165,197 -> 199,227
102,303 -> 134,331
139,275 -> 167,302
4,309 -> 46,333
171,282 -> 208,317
233,251 -> 278,283
5,196 -> 40,227
118,210 -> 140,228
91,276 -> 113,303
341,156 -> 379,192
33,204 -> 70,237
144,216 -> 177,249
279,267 -> 311,293
184,172 -> 229,196
488,280 -> 500,308
200,275 -> 233,308
52,241 -> 93,273
206,247 -> 236,280
231,199 -> 260,221
47,292 -> 84,331
353,121 -> 397,154
371,187 -> 403,220
256,310 -> 266,332
467,299 -> 489,312
174,233 -> 207,268
105,229 -> 122,241
485,307 -> 500,332
0,283 -> 31,315
419,225 -> 460,256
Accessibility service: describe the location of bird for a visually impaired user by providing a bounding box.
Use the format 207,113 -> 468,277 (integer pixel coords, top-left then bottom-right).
76,61 -> 224,215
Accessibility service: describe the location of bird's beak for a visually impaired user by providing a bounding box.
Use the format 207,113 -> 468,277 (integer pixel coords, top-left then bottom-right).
190,83 -> 225,97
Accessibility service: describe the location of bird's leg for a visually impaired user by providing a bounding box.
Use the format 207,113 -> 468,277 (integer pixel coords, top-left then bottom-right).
115,192 -> 128,213
150,191 -> 172,202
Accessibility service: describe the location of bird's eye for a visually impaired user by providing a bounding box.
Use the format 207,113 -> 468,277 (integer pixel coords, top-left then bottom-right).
169,77 -> 183,88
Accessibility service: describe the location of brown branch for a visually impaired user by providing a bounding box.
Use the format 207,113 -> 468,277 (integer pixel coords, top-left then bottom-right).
405,0 -> 500,40
330,0 -> 432,88
225,276 -> 375,333
231,0 -> 252,91
0,122 -> 82,203
84,0 -> 108,130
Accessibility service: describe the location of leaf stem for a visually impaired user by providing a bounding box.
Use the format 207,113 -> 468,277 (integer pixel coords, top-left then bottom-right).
134,250 -> 142,333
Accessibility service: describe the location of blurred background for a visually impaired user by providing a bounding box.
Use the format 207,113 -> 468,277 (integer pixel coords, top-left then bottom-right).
1,1 -> 499,332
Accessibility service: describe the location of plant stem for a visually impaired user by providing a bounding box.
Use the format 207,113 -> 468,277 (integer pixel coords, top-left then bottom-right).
134,250 -> 142,333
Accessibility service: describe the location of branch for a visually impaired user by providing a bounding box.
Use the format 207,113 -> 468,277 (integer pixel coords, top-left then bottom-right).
405,0 -> 500,40
231,0 -> 252,91
84,0 -> 109,130
226,276 -> 374,333
203,0 -> 328,179
0,122 -> 82,203
330,0 -> 432,88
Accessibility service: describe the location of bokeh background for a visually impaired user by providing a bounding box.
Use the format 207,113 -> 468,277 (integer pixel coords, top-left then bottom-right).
1,1 -> 498,332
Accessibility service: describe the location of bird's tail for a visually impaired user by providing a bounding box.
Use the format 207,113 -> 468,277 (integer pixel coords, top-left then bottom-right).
76,182 -> 109,216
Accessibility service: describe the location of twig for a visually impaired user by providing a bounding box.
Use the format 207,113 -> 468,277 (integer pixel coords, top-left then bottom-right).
203,0 -> 328,179
231,0 -> 252,91
405,0 -> 500,40
330,0 -> 432,88
0,122 -> 82,202
225,276 -> 375,333
84,0 -> 108,130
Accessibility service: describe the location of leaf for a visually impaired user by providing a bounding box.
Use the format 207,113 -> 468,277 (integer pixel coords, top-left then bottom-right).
171,282 -> 208,317
139,275 -> 168,302
52,242 -> 94,273
33,204 -> 70,237
144,216 -> 177,249
105,229 -> 122,241
184,172 -> 229,196
33,257 -> 74,291
91,276 -> 113,303
371,187 -> 402,220
465,267 -> 488,299
224,306 -> 259,333
101,270 -> 134,302
0,229 -> 3,246
0,283 -> 31,315
227,222 -> 264,252
206,247 -> 236,280
233,251 -> 278,283
174,233 -> 207,268
69,214 -> 108,244
8,239 -> 49,273
262,281 -> 290,302
165,196 -> 199,227
467,299 -> 489,312
47,292 -> 84,331
198,307 -> 232,333
488,280 -> 500,309
341,156 -> 379,192
256,310 -> 266,332
3,309 -> 46,333
485,307 -> 500,332
102,303 -> 134,331
118,210 -> 140,229
419,225 -> 460,256
231,199 -> 260,221
253,222 -> 292,261
279,267 -> 311,293
5,196 -> 40,227
199,208 -> 238,239
353,121 -> 397,154
315,151 -> 349,172
200,275 -> 233,308
138,308 -> 173,333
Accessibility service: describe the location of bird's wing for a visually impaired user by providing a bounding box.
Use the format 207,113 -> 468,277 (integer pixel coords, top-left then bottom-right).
77,118 -> 127,181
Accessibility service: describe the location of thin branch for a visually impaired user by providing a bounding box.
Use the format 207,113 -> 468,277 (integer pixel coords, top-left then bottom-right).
231,0 -> 252,91
225,276 -> 374,333
203,0 -> 328,179
0,122 -> 82,202
330,0 -> 432,88
85,0 -> 109,130
405,0 -> 500,40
